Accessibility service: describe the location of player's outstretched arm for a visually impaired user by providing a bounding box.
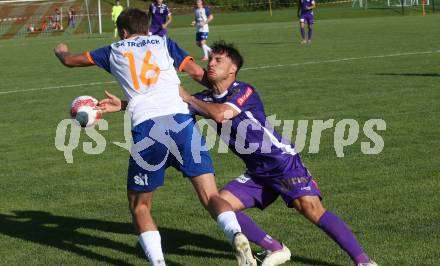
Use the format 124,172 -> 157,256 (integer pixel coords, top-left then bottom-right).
182,59 -> 211,88
182,92 -> 239,123
98,90 -> 127,113
54,43 -> 93,67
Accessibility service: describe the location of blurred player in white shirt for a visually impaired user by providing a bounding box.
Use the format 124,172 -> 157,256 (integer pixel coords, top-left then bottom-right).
191,0 -> 214,61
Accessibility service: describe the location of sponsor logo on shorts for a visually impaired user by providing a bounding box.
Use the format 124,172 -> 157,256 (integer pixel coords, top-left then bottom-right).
280,176 -> 309,191
134,173 -> 149,186
236,174 -> 251,184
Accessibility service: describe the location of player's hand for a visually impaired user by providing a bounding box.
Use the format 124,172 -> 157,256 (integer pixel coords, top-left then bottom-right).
162,24 -> 167,29
190,21 -> 196,26
179,85 -> 191,102
54,43 -> 69,54
99,90 -> 122,113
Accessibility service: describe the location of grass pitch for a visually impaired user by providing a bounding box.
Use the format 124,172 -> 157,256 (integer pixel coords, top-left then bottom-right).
0,8 -> 439,266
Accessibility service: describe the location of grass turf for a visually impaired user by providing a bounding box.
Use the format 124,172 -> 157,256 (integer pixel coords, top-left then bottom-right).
0,8 -> 439,266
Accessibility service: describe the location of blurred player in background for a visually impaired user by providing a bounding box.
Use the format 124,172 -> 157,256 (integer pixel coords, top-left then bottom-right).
297,0 -> 315,44
112,0 -> 124,38
180,41 -> 379,266
147,0 -> 172,36
67,7 -> 76,29
53,8 -> 256,266
52,8 -> 62,31
191,0 -> 214,61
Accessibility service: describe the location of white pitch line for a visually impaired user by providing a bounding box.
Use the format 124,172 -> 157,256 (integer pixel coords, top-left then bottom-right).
1,49 -> 439,95
0,81 -> 116,95
241,50 -> 440,71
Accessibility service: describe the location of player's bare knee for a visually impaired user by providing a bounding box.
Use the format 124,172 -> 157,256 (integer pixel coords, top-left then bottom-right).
128,195 -> 152,215
296,197 -> 325,223
131,202 -> 151,217
202,190 -> 220,209
303,207 -> 324,224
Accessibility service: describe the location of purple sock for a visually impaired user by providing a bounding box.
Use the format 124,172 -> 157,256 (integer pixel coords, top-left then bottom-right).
318,211 -> 370,264
300,28 -> 305,40
308,28 -> 313,40
236,211 -> 283,252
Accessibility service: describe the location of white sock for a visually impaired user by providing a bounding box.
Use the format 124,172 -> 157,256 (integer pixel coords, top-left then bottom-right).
216,211 -> 242,244
139,231 -> 166,265
202,44 -> 211,58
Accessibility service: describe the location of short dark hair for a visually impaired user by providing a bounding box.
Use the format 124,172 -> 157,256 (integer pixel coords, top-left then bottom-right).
211,41 -> 244,73
116,8 -> 149,36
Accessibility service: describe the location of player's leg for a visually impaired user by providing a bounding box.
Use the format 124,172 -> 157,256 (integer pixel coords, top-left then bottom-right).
306,15 -> 314,43
171,114 -> 256,266
299,18 -> 306,43
293,194 -> 376,265
221,177 -> 291,266
307,23 -> 313,43
191,174 -> 256,266
128,191 -> 165,266
200,36 -> 211,61
271,155 -> 376,266
127,118 -> 171,266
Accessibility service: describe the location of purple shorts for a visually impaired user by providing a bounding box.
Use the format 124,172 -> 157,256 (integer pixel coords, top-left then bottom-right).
149,25 -> 167,37
223,158 -> 321,209
300,13 -> 314,24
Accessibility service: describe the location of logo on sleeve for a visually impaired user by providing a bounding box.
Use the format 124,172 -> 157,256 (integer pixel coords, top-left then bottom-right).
236,87 -> 253,106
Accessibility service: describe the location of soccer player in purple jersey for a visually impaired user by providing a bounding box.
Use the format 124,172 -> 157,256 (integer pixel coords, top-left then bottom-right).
180,41 -> 378,266
147,0 -> 172,36
297,0 -> 315,43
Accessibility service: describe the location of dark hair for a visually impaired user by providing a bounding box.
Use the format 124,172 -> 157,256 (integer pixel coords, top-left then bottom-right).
211,40 -> 244,73
116,8 -> 149,36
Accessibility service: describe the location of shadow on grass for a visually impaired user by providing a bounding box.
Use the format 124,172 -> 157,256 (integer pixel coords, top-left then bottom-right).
292,256 -> 345,266
0,210 -> 232,266
376,73 -> 440,77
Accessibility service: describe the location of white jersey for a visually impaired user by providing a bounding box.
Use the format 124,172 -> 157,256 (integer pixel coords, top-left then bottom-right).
194,6 -> 212,33
87,35 -> 193,126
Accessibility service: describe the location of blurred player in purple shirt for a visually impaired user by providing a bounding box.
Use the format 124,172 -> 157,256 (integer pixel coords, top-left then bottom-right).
297,0 -> 315,43
147,0 -> 172,36
180,41 -> 378,266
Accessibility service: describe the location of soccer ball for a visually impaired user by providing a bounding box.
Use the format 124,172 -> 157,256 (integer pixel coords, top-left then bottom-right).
70,95 -> 101,127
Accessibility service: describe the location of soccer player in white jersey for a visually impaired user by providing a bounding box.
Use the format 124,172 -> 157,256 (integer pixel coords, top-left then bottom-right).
53,8 -> 255,266
191,0 -> 214,61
